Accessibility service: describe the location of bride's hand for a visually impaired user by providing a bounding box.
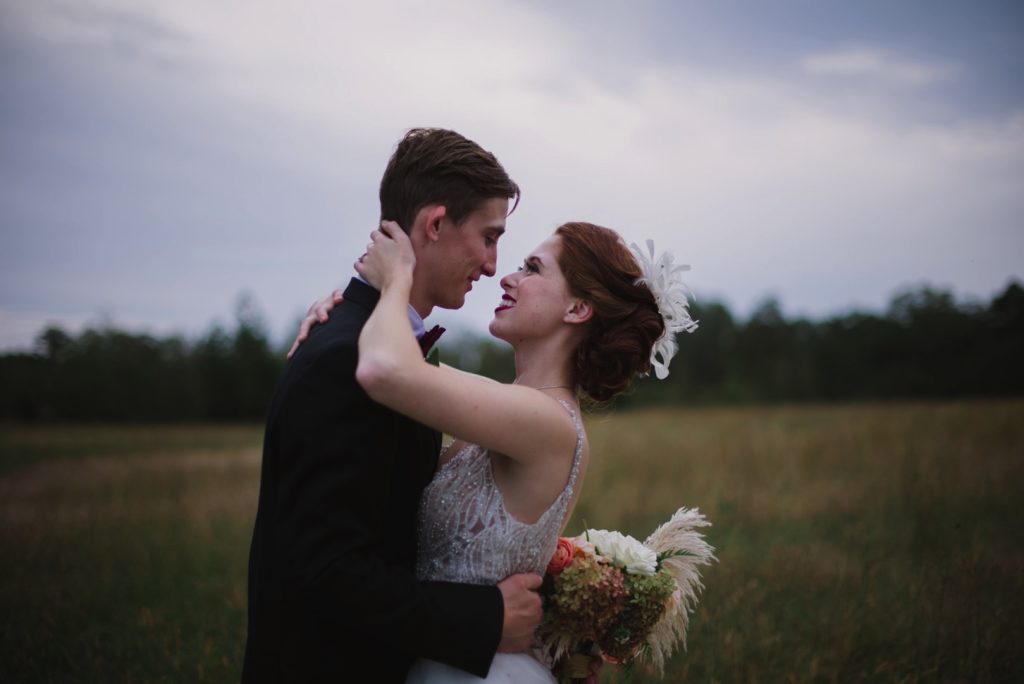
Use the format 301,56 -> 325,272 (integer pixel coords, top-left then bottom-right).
354,220 -> 415,291
286,289 -> 344,358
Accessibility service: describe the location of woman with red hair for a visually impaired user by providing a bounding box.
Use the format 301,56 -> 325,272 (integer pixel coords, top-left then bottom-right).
297,220 -> 695,683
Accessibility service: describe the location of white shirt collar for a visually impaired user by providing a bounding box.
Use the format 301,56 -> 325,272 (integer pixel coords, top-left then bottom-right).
355,275 -> 426,338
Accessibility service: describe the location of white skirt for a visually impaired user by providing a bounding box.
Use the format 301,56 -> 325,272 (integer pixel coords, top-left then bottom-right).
406,652 -> 555,684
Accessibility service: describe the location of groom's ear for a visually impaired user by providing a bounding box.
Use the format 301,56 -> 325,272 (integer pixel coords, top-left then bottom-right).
564,299 -> 593,325
421,205 -> 448,243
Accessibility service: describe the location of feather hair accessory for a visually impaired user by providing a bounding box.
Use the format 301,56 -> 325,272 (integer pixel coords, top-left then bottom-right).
630,239 -> 699,379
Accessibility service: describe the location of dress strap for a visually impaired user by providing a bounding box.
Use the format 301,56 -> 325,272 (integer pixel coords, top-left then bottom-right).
555,399 -> 585,497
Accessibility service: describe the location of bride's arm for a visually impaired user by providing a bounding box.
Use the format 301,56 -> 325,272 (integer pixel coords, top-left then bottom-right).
440,363 -> 500,384
355,223 -> 576,465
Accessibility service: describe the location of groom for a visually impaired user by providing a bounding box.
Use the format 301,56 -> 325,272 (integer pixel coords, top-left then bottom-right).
242,129 -> 541,683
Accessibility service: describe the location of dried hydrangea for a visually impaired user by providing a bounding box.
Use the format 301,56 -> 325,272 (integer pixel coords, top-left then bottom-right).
599,569 -> 677,661
541,552 -> 627,639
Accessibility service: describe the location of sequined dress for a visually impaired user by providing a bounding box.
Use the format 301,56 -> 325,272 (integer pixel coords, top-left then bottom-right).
406,400 -> 584,684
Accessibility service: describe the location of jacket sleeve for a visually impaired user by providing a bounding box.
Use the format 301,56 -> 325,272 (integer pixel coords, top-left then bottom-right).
272,343 -> 503,677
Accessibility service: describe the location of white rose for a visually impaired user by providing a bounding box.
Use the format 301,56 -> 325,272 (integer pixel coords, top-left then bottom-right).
583,529 -> 658,576
569,536 -> 602,561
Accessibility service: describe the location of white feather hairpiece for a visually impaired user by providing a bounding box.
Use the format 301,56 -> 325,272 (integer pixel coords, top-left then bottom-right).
630,239 -> 698,379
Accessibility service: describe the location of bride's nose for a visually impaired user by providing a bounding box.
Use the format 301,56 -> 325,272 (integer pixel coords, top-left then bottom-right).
499,270 -> 518,290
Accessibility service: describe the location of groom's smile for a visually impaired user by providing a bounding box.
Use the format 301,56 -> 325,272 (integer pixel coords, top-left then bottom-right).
424,197 -> 508,311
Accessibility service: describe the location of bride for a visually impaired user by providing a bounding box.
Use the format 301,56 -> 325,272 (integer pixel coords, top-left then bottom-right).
302,219 -> 692,682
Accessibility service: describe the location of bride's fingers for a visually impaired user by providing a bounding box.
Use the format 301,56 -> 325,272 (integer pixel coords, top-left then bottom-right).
312,300 -> 332,322
380,221 -> 412,249
286,334 -> 303,359
288,289 -> 344,358
314,289 -> 343,321
286,318 -> 310,358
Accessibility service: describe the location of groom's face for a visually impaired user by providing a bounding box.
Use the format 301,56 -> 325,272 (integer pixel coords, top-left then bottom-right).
422,197 -> 508,311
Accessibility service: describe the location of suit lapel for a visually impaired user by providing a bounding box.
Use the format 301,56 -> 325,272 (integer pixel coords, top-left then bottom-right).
343,277 -> 441,485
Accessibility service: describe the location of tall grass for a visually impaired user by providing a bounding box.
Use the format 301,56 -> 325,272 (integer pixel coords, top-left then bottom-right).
1,401 -> 1021,682
576,401 -> 1024,682
0,429 -> 261,683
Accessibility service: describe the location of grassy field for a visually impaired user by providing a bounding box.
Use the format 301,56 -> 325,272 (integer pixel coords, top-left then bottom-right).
1,400 -> 1022,683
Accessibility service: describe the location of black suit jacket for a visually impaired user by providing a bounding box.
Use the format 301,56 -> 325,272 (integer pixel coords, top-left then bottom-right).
242,279 -> 503,683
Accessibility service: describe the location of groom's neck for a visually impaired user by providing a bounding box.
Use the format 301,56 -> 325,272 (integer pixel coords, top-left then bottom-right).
408,281 -> 433,321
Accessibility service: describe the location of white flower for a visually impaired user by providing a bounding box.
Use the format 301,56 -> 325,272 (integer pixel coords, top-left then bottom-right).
568,536 -> 602,561
582,529 -> 658,576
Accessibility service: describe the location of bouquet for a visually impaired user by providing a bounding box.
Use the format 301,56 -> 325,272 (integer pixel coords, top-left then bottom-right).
538,508 -> 715,682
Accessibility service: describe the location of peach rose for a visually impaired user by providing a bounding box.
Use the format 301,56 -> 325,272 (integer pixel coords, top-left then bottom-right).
546,537 -> 576,576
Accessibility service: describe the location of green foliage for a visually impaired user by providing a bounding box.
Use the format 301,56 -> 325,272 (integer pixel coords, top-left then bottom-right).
601,571 -> 677,662
656,548 -> 697,563
1,281 -> 1022,422
624,280 -> 1024,406
0,293 -> 285,423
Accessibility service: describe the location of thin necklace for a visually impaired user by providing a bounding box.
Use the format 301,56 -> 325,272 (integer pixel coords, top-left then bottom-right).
534,385 -> 573,391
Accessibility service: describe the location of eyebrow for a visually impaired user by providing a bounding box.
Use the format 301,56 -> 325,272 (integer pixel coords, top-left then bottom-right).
487,226 -> 506,238
526,255 -> 543,269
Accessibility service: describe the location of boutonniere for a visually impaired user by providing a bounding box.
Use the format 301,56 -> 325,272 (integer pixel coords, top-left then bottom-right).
418,324 -> 445,356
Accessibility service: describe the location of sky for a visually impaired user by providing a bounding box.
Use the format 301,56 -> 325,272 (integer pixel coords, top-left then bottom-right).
1,0 -> 1022,350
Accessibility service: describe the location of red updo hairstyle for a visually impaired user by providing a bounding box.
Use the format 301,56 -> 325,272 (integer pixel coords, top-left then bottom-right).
555,222 -> 666,403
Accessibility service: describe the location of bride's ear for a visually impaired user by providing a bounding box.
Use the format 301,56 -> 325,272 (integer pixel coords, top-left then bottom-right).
564,299 -> 593,325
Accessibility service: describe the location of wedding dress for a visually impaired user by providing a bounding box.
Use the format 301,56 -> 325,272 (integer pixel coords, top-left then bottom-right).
406,400 -> 584,684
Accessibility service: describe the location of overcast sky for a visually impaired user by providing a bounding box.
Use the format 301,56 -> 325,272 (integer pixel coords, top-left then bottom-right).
1,0 -> 1022,350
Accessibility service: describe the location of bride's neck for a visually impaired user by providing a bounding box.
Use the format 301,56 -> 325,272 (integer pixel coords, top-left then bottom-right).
511,339 -> 575,391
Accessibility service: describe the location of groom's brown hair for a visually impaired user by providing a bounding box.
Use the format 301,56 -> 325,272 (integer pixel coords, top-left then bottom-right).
379,128 -> 519,233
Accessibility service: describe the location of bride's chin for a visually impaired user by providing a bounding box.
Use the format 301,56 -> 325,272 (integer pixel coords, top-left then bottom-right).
487,319 -> 507,341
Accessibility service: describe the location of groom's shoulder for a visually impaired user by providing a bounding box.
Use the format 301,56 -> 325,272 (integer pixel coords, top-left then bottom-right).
324,280 -> 378,343
286,279 -> 376,368
339,277 -> 381,314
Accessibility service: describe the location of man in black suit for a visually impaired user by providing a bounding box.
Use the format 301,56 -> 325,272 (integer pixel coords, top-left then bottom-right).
242,129 -> 541,682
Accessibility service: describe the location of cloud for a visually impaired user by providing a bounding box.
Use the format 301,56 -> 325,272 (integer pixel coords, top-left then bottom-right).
1,0 -> 1021,350
800,48 -> 959,87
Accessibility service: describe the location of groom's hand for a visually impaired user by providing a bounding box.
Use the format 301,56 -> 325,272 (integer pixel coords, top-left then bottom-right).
496,573 -> 543,653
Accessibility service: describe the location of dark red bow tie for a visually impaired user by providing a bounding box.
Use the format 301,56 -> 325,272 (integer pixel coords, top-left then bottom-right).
418,325 -> 445,356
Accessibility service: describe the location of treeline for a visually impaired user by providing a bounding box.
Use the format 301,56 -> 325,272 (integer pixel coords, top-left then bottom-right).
622,280 -> 1024,407
0,296 -> 281,422
1,282 -> 1022,422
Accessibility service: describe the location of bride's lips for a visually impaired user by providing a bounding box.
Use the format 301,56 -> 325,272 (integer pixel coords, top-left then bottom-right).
494,294 -> 516,314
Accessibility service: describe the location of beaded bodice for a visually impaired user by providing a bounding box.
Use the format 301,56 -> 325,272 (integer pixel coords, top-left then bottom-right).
415,400 -> 584,585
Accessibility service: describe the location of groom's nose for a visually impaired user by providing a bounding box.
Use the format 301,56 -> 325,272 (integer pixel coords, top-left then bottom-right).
481,247 -> 497,277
